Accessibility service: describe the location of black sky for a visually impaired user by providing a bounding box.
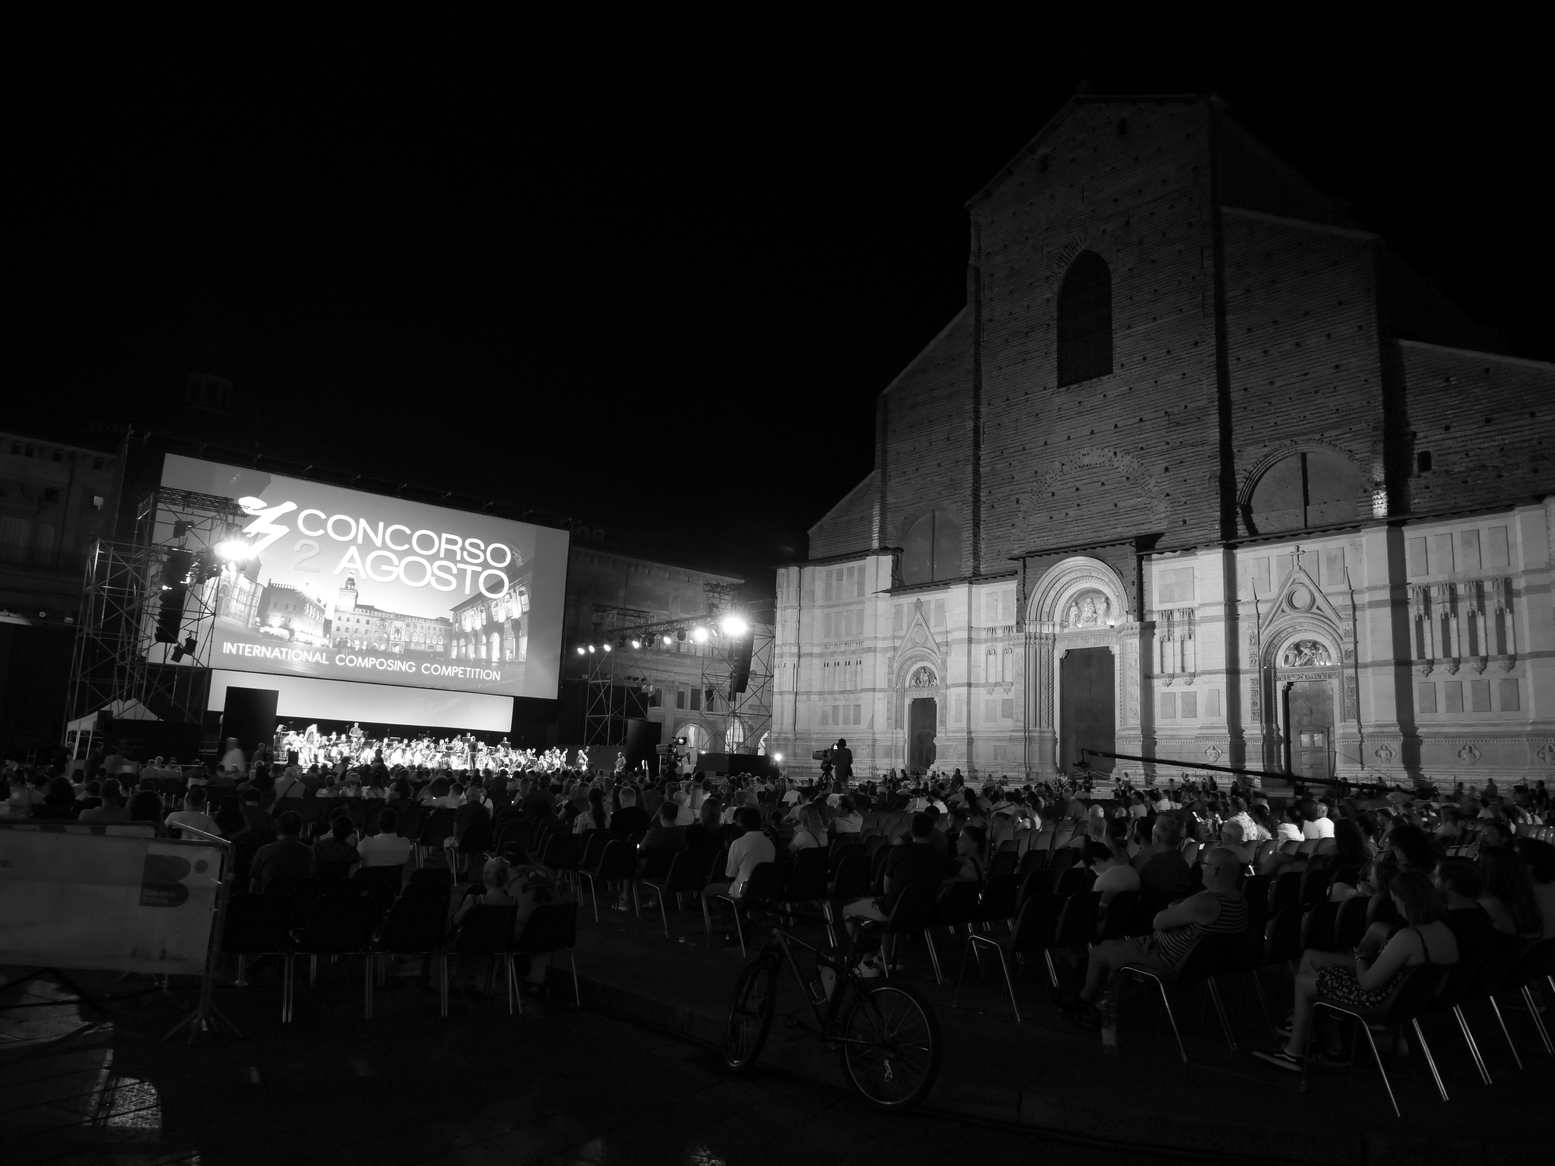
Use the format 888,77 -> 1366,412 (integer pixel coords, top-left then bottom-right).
8,14 -> 1550,596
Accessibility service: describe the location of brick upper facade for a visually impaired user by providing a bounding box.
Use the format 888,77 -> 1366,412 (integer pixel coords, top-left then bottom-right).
778,95 -> 1555,788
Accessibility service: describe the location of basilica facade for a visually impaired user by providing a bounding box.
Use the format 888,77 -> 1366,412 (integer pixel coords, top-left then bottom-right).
771,95 -> 1555,790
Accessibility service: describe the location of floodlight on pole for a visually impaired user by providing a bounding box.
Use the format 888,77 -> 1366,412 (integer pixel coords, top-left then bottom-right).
719,614 -> 748,638
630,638 -> 641,649
692,626 -> 709,644
662,635 -> 673,645
214,537 -> 255,561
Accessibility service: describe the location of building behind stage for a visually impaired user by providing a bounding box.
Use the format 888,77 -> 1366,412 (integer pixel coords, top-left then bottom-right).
771,94 -> 1555,790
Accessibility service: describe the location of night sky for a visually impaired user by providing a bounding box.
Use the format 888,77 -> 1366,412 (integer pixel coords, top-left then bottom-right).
9,15 -> 1548,597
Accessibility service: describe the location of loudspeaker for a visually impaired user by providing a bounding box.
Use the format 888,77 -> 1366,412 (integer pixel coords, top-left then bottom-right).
729,636 -> 754,696
623,718 -> 662,774
221,687 -> 279,757
155,550 -> 194,644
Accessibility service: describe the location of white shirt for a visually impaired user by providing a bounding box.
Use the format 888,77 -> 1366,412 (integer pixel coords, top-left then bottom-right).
357,834 -> 414,868
725,829 -> 776,897
1277,822 -> 1304,844
1303,817 -> 1335,840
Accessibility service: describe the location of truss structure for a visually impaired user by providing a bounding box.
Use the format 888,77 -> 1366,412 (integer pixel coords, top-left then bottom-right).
65,488 -> 248,732
582,595 -> 775,759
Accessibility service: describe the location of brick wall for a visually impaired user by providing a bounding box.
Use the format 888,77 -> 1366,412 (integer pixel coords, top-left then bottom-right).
1222,209 -> 1385,529
972,99 -> 1222,563
807,471 -> 875,559
1400,342 -> 1555,514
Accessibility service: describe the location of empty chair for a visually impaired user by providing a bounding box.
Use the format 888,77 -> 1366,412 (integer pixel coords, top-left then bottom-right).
1120,931 -> 1247,1064
1045,891 -> 1101,988
443,903 -> 519,1017
516,901 -> 581,1008
955,893 -> 1060,1024
289,895 -> 376,1020
639,850 -> 707,937
220,893 -> 293,1023
1098,889 -> 1140,941
578,839 -> 635,922
371,894 -> 448,1017
976,874 -> 1020,931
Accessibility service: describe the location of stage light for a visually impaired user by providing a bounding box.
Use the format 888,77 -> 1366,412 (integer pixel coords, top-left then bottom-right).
773,752 -> 783,763
719,614 -> 748,638
576,646 -> 586,655
631,639 -> 642,650
663,635 -> 673,645
587,645 -> 596,653
215,537 -> 255,561
692,626 -> 709,644
602,643 -> 611,652
675,629 -> 687,643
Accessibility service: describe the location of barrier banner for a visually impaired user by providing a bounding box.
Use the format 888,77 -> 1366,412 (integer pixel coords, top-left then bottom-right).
0,828 -> 224,975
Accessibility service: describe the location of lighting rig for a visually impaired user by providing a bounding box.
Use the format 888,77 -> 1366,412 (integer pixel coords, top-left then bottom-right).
579,594 -> 773,758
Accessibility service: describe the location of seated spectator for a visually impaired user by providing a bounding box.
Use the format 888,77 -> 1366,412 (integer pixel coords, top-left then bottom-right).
1516,837 -> 1555,938
239,789 -> 275,836
1477,845 -> 1542,939
1254,869 -> 1457,1070
685,798 -> 724,851
1134,815 -> 1195,909
272,766 -> 308,804
79,779 -> 132,823
249,811 -> 316,891
831,796 -> 863,835
1387,823 -> 1437,872
313,813 -> 361,872
1084,839 -> 1141,913
166,786 -> 220,838
945,824 -> 986,885
843,813 -> 953,976
358,808 -> 414,868
789,803 -> 826,853
573,788 -> 608,835
1061,847 -> 1247,1046
609,786 -> 651,835
130,790 -> 166,831
641,801 -> 687,852
1434,857 -> 1495,951
702,807 -> 777,946
1274,807 -> 1304,846
1477,819 -> 1514,853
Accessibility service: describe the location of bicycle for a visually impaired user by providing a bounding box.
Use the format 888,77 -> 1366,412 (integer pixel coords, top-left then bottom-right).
723,926 -> 941,1110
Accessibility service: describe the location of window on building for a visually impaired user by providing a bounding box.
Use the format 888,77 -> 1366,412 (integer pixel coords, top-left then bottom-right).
1057,251 -> 1113,386
1417,450 -> 1433,473
689,687 -> 701,711
902,510 -> 962,586
676,686 -> 687,710
1245,451 -> 1366,534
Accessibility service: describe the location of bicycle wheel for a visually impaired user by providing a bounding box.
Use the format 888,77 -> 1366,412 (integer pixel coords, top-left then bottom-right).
724,953 -> 778,1070
836,980 -> 941,1109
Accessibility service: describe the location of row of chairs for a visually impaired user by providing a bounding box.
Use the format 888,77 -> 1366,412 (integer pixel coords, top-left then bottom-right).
221,866 -> 580,1021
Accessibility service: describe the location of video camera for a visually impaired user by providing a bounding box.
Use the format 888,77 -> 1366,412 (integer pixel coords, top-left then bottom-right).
811,748 -> 832,761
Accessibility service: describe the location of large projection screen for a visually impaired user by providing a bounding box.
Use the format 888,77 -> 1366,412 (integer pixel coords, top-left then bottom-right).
160,455 -> 569,701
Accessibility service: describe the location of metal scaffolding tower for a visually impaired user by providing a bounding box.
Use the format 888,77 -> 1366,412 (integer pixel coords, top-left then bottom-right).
581,592 -> 775,757
65,488 -> 249,732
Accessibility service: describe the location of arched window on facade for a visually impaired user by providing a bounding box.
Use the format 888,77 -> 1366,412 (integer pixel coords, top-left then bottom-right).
901,509 -> 963,586
1245,450 -> 1367,534
1057,251 -> 1113,387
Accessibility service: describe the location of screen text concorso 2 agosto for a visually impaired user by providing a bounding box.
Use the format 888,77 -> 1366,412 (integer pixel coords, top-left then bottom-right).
158,455 -> 570,700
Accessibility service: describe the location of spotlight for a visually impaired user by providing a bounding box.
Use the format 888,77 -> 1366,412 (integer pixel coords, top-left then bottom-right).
577,646 -> 586,655
602,643 -> 611,652
587,645 -> 596,653
773,753 -> 783,763
662,635 -> 673,645
719,614 -> 748,638
170,634 -> 198,663
692,626 -> 709,644
215,537 -> 255,561
631,639 -> 642,650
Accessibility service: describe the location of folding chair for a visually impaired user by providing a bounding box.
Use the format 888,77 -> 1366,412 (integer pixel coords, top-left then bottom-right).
578,839 -> 635,922
371,894 -> 447,1017
443,904 -> 519,1018
289,895 -> 376,1020
955,893 -> 1060,1022
639,850 -> 708,937
1045,890 -> 1100,987
1120,931 -> 1247,1064
221,893 -> 292,1024
1305,963 -> 1453,1117
516,902 -> 582,1008
703,861 -> 783,956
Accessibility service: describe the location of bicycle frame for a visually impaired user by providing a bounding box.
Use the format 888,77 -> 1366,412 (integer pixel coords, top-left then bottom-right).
763,927 -> 875,1044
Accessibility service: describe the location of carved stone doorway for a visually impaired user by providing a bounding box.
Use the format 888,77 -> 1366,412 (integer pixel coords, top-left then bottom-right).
1286,681 -> 1335,780
1059,647 -> 1115,772
909,697 -> 937,772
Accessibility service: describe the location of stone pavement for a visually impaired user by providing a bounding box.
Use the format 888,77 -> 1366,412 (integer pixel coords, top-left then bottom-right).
5,963 -> 1193,1166
566,890 -> 1555,1166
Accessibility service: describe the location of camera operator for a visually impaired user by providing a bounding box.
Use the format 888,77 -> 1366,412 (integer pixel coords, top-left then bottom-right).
831,737 -> 853,793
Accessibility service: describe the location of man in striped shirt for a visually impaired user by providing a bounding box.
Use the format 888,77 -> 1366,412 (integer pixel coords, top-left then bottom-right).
1060,846 -> 1248,1044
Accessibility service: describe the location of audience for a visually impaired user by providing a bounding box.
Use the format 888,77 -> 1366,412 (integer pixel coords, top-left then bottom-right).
249,811 -> 316,891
